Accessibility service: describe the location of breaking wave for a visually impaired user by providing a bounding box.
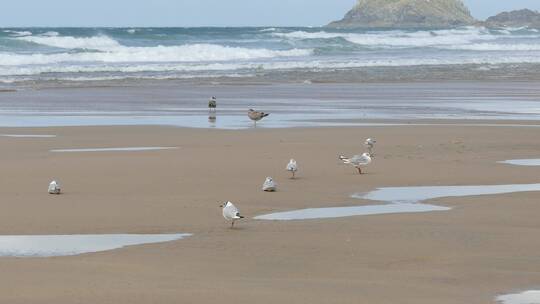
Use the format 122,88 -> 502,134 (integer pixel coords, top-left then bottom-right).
18,35 -> 122,50
2,35 -> 312,65
1,26 -> 540,83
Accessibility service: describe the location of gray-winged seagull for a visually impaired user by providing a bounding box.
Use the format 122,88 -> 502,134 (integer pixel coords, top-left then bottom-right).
221,201 -> 244,228
339,153 -> 372,174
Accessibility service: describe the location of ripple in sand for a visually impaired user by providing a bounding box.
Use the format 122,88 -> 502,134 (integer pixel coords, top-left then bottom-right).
497,290 -> 540,304
0,234 -> 191,257
255,183 -> 540,220
1,134 -> 57,138
50,147 -> 178,153
499,159 -> 540,166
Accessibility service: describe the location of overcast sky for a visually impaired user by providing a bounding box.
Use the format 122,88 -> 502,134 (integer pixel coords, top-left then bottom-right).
1,0 -> 539,27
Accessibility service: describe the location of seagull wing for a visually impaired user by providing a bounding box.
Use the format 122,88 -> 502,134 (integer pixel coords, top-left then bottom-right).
359,154 -> 372,165
225,203 -> 242,219
350,154 -> 371,166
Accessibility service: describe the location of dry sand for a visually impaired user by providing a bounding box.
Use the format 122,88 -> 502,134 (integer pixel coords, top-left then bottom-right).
0,124 -> 539,303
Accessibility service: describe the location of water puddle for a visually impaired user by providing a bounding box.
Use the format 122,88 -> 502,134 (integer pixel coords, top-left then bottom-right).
50,147 -> 178,153
1,134 -> 56,138
497,290 -> 540,304
499,159 -> 540,166
0,234 -> 191,257
254,203 -> 449,221
0,114 -> 539,130
255,183 -> 540,221
358,184 -> 540,204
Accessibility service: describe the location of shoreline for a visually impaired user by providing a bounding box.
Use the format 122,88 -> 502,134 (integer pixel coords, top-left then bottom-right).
1,80 -> 540,129
4,63 -> 540,91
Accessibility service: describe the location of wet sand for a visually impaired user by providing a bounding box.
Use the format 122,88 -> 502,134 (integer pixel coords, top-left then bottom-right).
0,124 -> 539,303
2,81 -> 540,129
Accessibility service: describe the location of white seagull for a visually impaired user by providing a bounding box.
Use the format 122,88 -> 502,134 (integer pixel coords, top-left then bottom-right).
365,138 -> 376,155
248,109 -> 270,126
286,159 -> 298,179
48,180 -> 61,194
339,153 -> 372,174
262,177 -> 277,192
220,201 -> 244,228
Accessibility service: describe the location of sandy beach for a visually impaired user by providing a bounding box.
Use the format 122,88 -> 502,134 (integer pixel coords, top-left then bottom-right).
3,1 -> 540,302
0,123 -> 539,303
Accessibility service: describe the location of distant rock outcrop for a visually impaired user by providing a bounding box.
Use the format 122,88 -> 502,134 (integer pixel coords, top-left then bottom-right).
484,9 -> 540,28
326,0 -> 476,29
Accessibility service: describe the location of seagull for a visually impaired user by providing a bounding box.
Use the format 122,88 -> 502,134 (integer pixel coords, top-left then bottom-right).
220,201 -> 244,228
262,177 -> 277,192
48,180 -> 61,194
286,159 -> 298,179
365,138 -> 376,155
208,96 -> 217,112
339,153 -> 372,174
248,109 -> 269,126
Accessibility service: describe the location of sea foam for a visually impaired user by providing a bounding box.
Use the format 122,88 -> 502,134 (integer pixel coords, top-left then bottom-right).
1,27 -> 540,83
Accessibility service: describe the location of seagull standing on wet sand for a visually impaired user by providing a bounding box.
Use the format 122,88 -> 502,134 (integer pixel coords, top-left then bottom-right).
262,177 -> 277,192
339,153 -> 372,174
286,159 -> 298,179
221,201 -> 244,228
48,180 -> 61,194
248,109 -> 269,126
365,138 -> 376,156
208,96 -> 217,112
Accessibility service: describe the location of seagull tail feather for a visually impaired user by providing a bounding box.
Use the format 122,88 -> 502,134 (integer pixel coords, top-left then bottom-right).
339,155 -> 350,163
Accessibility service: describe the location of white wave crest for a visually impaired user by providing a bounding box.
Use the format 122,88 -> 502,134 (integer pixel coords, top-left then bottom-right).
17,35 -> 122,50
443,43 -> 540,51
4,30 -> 32,37
259,28 -> 277,32
0,43 -> 312,66
274,27 -> 501,47
2,54 -> 540,78
42,31 -> 60,37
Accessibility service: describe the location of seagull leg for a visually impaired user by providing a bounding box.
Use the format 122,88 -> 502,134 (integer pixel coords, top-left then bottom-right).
357,167 -> 362,174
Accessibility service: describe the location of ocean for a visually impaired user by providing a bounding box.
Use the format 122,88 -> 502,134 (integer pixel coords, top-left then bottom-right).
1,26 -> 540,85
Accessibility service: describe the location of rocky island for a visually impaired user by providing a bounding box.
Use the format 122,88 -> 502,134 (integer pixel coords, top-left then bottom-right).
326,0 -> 476,29
484,9 -> 540,28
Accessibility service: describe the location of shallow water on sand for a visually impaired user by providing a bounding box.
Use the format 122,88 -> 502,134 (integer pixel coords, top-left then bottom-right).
255,183 -> 540,220
0,134 -> 56,138
499,159 -> 540,166
1,82 -> 540,129
497,290 -> 540,304
254,203 -> 449,221
50,147 -> 178,153
0,234 -> 191,257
